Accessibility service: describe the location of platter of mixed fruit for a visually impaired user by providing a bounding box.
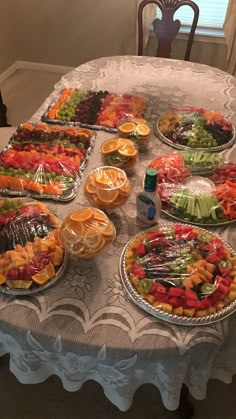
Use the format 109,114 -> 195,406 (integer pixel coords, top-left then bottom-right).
156,106 -> 235,151
120,223 -> 236,325
149,151 -> 236,226
0,123 -> 94,201
0,198 -> 67,295
42,88 -> 149,131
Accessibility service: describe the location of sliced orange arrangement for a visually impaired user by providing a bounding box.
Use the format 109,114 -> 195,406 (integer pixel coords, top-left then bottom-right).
118,119 -> 151,152
101,138 -> 138,171
60,208 -> 116,258
84,166 -> 131,209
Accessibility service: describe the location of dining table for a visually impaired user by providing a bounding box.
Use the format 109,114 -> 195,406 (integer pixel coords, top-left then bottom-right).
1,55 -> 236,415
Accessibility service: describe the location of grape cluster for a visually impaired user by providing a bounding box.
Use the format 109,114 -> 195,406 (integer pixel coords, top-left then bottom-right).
185,123 -> 217,148
74,91 -> 109,124
57,90 -> 87,122
204,123 -> 233,146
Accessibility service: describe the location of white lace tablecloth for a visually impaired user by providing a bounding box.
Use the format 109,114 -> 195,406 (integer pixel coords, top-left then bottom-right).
1,56 -> 236,412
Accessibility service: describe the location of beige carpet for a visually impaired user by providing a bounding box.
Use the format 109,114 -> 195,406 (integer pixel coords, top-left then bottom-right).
1,68 -> 63,126
0,69 -> 236,419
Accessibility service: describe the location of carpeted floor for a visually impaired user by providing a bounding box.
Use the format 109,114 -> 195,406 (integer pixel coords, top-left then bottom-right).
0,68 -> 236,419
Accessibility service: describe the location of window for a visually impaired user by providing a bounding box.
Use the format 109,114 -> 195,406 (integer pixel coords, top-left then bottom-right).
157,0 -> 229,36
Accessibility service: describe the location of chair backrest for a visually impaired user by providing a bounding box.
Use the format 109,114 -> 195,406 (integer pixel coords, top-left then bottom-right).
138,0 -> 199,61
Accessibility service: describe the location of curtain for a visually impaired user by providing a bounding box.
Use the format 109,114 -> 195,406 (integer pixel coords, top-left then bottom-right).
223,0 -> 236,75
136,1 -> 157,53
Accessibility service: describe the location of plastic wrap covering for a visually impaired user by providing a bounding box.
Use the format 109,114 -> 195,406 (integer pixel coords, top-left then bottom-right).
157,106 -> 235,151
42,88 -> 149,131
0,123 -> 95,201
117,119 -> 151,152
60,207 -> 116,258
149,152 -> 236,225
83,166 -> 131,209
101,138 -> 138,172
0,198 -> 65,293
124,224 -> 236,319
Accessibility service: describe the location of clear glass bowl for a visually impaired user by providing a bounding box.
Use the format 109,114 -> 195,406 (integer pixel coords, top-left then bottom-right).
60,207 -> 116,258
83,166 -> 131,209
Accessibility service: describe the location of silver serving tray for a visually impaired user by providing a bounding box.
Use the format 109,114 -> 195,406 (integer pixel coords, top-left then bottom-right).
0,127 -> 96,202
155,116 -> 236,152
119,223 -> 236,326
0,198 -> 69,296
41,90 -> 153,133
161,209 -> 236,228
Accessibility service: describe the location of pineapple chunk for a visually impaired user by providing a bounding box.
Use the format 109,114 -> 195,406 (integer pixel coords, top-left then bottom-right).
228,290 -> 236,301
230,283 -> 236,292
153,301 -> 163,309
162,303 -> 173,314
173,306 -> 184,316
183,308 -> 195,318
146,294 -> 156,304
196,310 -> 208,317
207,307 -> 216,315
216,301 -> 225,311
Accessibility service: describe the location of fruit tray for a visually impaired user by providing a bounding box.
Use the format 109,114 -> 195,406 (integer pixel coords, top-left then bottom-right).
155,106 -> 235,151
0,198 -> 68,296
0,123 -> 95,201
149,151 -> 236,226
120,223 -> 236,325
42,88 -> 151,132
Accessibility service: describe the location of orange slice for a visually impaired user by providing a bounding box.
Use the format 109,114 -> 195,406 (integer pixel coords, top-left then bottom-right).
77,128 -> 93,137
70,208 -> 93,223
93,169 -> 117,188
135,123 -> 150,137
101,223 -> 115,238
119,122 -> 136,135
132,118 -> 146,125
20,123 -> 33,131
119,179 -> 131,196
7,280 -> 33,289
97,188 -> 119,203
101,139 -> 119,155
49,125 -> 63,133
118,143 -> 137,157
34,123 -> 48,131
32,262 -> 55,285
92,209 -> 108,221
84,180 -> 96,194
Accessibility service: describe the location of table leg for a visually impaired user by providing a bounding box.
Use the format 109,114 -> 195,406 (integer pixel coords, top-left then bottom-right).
0,90 -> 10,127
175,384 -> 194,419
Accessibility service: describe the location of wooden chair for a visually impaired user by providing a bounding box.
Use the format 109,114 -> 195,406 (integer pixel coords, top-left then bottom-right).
138,0 -> 199,61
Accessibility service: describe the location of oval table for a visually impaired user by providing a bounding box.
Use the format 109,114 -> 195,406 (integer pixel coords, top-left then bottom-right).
1,56 -> 236,414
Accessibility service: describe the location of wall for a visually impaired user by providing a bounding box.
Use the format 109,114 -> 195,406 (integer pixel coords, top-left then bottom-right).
0,3 -> 18,73
0,1 -> 228,74
12,0 -> 136,68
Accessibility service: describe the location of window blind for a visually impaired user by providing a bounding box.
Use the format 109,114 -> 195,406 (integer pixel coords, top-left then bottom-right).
173,0 -> 229,30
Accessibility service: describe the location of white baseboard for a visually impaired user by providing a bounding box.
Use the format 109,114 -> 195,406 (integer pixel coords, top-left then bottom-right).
0,61 -> 75,85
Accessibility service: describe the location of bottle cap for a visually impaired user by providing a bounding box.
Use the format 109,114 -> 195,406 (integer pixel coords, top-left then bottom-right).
144,168 -> 158,192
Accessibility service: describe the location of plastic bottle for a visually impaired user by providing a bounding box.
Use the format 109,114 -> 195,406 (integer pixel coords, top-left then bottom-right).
136,168 -> 162,225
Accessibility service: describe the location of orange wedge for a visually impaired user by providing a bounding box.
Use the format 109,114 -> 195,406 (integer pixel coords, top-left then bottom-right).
119,122 -> 136,135
132,118 -> 146,125
49,125 -> 63,133
32,262 -> 55,285
97,188 -> 119,203
70,208 -> 93,223
135,123 -> 150,137
7,280 -> 33,289
101,139 -> 119,154
118,143 -> 137,157
34,123 -> 48,131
